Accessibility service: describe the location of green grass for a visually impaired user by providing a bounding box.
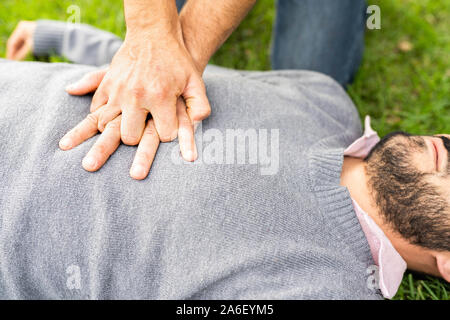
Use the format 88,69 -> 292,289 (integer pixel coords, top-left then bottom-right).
0,0 -> 449,300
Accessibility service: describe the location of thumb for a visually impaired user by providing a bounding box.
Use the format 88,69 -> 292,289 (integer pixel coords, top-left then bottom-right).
183,74 -> 211,123
13,41 -> 31,61
65,68 -> 107,95
6,33 -> 22,60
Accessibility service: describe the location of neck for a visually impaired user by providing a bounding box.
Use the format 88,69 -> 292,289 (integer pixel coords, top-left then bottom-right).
340,156 -> 440,277
340,157 -> 384,227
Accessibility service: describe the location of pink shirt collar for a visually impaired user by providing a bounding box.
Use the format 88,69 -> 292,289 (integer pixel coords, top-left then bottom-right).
344,116 -> 407,299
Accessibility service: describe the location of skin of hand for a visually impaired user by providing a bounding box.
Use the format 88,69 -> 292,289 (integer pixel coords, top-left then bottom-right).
61,69 -> 196,180
67,0 -> 210,149
63,67 -> 198,180
179,0 -> 257,71
87,31 -> 209,145
6,21 -> 36,60
62,0 -> 256,180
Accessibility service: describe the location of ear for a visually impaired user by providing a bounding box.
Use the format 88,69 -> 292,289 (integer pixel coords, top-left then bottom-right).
436,253 -> 450,282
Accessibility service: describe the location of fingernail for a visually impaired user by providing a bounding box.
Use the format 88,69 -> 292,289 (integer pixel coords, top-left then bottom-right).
59,137 -> 72,149
130,165 -> 146,179
82,156 -> 98,170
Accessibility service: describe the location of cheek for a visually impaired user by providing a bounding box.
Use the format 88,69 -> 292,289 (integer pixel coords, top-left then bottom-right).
411,152 -> 434,173
426,176 -> 450,200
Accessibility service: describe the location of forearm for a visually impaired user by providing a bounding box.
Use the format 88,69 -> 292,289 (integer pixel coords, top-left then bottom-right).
123,0 -> 181,41
179,0 -> 256,71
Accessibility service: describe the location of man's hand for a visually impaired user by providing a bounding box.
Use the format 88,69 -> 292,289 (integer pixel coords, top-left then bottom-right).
6,21 -> 36,60
60,113 -> 160,181
66,0 -> 210,150
87,31 -> 209,145
61,75 -> 197,179
65,0 -> 210,169
64,68 -> 199,179
61,0 -> 256,179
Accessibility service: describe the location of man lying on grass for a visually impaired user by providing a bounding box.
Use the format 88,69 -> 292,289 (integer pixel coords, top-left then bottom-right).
0,55 -> 449,299
2,17 -> 449,299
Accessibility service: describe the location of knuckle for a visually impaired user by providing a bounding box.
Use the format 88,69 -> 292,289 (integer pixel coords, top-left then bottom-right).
96,77 -> 112,91
149,84 -> 171,102
85,113 -> 98,126
105,120 -> 120,131
97,117 -> 108,132
159,133 -> 176,143
191,106 -> 211,121
143,124 -> 157,137
200,106 -> 211,118
97,121 -> 106,132
122,135 -> 140,145
91,93 -> 108,109
129,86 -> 147,100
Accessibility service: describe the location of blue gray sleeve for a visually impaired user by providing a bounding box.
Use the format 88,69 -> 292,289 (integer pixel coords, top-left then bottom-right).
33,20 -> 123,66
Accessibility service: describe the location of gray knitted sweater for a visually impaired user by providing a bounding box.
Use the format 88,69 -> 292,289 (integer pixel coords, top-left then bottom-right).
0,21 -> 382,299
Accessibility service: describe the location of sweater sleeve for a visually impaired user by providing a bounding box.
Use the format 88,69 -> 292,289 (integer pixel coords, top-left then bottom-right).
33,20 -> 66,57
33,20 -> 123,66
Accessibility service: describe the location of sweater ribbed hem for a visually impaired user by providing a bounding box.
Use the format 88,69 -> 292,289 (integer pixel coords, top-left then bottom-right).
33,20 -> 66,57
308,139 -> 373,263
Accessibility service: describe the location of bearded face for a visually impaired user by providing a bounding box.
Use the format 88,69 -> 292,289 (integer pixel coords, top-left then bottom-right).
364,132 -> 450,252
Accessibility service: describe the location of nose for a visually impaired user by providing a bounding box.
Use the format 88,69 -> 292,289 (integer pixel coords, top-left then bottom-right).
434,134 -> 450,139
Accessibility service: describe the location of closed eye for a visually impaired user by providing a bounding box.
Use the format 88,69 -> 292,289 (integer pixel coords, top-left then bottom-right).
432,140 -> 439,171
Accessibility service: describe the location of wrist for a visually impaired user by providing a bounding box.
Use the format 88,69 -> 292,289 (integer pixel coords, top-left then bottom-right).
179,15 -> 212,72
125,23 -> 183,48
124,0 -> 180,37
126,16 -> 181,38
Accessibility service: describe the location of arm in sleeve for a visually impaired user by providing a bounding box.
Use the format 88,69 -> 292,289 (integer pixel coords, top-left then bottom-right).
33,20 -> 123,66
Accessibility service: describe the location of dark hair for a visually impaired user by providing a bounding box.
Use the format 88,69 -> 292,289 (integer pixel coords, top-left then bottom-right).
364,131 -> 411,161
